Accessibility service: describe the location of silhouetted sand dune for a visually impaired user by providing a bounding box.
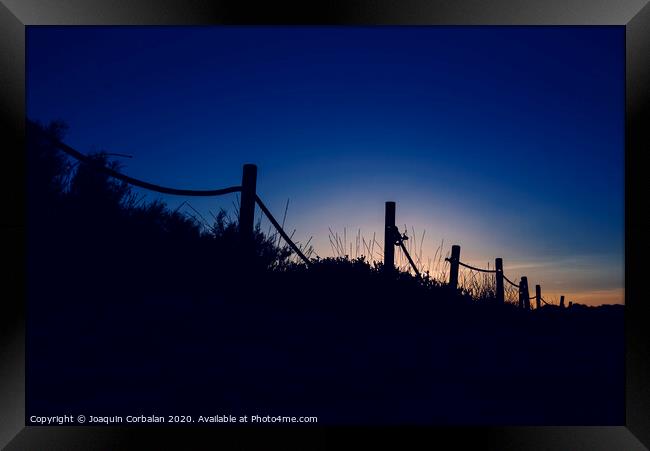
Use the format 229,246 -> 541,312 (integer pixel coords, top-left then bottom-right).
26,120 -> 624,425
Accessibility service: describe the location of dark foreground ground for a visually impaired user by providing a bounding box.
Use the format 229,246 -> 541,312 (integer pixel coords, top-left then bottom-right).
27,268 -> 623,426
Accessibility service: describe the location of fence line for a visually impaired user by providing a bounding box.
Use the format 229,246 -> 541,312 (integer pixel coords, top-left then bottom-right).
438,242 -> 564,309
255,195 -> 310,265
393,228 -> 422,279
45,134 -> 571,310
458,265 -> 496,299
503,273 -> 520,288
48,137 -> 310,266
457,260 -> 497,273
52,139 -> 242,197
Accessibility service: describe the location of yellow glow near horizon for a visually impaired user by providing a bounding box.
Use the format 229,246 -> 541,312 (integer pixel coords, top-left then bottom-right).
305,229 -> 623,307
264,194 -> 623,308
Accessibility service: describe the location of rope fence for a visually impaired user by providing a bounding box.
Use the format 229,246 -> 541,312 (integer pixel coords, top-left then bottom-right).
457,261 -> 497,273
44,133 -> 572,311
393,228 -> 422,279
439,242 -> 568,309
52,139 -> 242,197
48,137 -> 310,266
503,273 -> 519,288
255,195 -> 310,265
458,265 -> 496,299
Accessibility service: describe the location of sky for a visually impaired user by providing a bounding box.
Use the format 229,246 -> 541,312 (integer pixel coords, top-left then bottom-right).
26,26 -> 625,305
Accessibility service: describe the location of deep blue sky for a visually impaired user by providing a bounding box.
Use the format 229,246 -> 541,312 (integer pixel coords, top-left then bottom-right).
27,26 -> 625,305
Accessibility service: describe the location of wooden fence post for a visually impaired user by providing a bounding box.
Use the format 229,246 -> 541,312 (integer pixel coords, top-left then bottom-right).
535,284 -> 541,310
522,276 -> 530,310
448,245 -> 461,292
240,164 -> 257,246
495,258 -> 504,304
560,295 -> 565,309
384,201 -> 396,273
519,276 -> 529,309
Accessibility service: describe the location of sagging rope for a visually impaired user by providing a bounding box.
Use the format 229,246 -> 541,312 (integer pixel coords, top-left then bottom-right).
443,258 -> 497,274
390,226 -> 422,279
48,136 -> 311,267
457,260 -> 497,273
396,238 -> 422,279
51,138 -> 242,197
255,195 -> 311,266
503,273 -> 520,288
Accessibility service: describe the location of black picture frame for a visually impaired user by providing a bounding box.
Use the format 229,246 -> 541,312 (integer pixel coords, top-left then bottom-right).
1,1 -> 648,448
